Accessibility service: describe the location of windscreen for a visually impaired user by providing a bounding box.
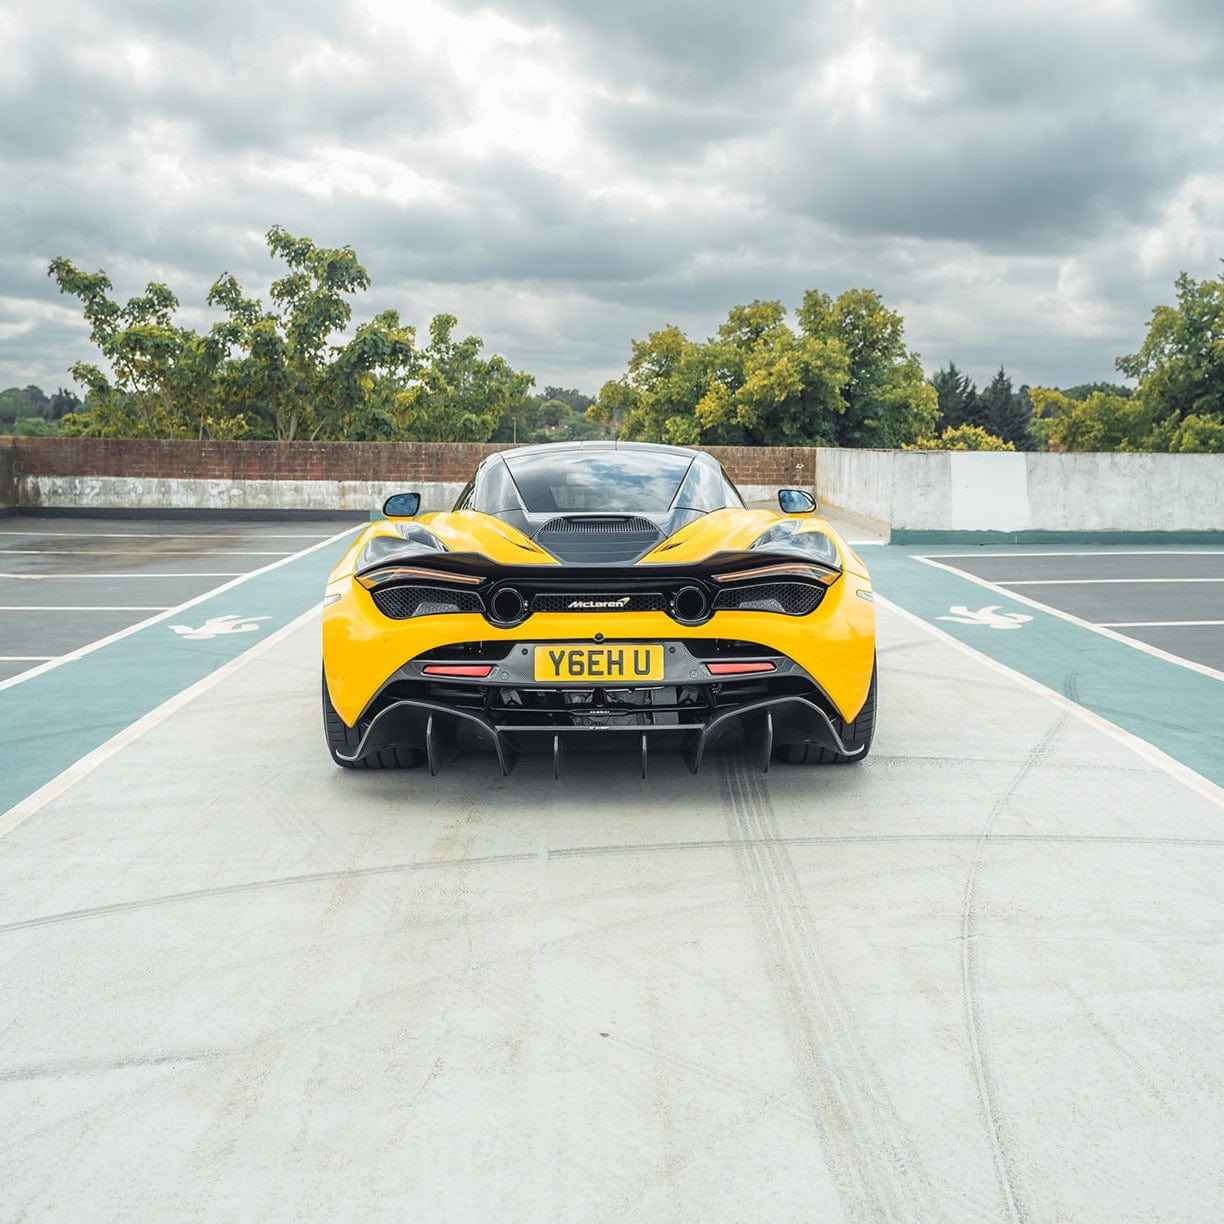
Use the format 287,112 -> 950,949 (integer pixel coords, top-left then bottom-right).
502,450 -> 696,513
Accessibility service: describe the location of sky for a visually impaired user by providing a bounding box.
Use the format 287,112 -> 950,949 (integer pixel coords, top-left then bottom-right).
2,0 -> 1222,400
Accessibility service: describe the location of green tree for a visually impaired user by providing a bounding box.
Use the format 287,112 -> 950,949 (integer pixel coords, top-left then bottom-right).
48,228 -> 533,443
1029,388 -> 1155,451
1060,382 -> 1133,401
539,386 -> 594,413
2,417 -> 62,437
393,313 -> 533,442
48,259 -> 190,436
905,424 -> 1014,451
930,362 -> 979,430
1117,267 -> 1224,428
797,289 -> 937,447
975,366 -> 1034,450
1168,413 -> 1224,453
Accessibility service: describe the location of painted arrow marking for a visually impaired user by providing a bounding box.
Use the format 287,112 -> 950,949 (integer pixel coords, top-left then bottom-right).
937,604 -> 1033,630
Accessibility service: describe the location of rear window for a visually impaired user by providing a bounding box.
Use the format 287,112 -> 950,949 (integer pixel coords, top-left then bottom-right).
503,450 -> 697,513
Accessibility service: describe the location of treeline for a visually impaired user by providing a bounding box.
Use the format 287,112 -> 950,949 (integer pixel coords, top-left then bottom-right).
0,385 -> 81,436
29,228 -> 1224,453
44,227 -> 570,445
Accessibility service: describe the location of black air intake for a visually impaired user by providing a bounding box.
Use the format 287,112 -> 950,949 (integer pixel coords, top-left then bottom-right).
534,516 -> 662,564
714,582 -> 825,617
372,586 -> 484,619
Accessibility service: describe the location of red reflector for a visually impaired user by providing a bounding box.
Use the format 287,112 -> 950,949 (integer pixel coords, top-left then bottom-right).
421,664 -> 495,678
705,661 -> 777,675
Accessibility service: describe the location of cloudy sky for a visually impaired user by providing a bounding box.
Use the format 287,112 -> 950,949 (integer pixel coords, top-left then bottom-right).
2,0 -> 1222,399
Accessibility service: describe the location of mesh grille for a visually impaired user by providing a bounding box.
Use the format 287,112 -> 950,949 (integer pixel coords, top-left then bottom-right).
371,586 -> 485,619
535,517 -> 662,564
537,516 -> 659,535
714,582 -> 824,617
531,592 -> 667,614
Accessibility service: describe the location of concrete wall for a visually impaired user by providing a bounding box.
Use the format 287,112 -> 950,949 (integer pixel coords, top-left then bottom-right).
815,447 -> 1224,534
5,439 -> 814,516
5,438 -> 1221,533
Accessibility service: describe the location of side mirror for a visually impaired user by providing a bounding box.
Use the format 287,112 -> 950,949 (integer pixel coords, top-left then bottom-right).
778,488 -> 816,515
382,492 -> 421,519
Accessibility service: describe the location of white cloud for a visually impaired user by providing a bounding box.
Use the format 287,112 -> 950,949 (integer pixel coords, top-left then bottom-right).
1,0 -> 1221,398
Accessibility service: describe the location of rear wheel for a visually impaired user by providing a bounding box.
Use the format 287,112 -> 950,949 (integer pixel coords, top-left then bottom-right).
322,669 -> 425,770
772,659 -> 877,766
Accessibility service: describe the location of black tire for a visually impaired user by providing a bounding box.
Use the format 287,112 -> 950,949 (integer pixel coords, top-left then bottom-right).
322,670 -> 425,770
772,659 -> 877,766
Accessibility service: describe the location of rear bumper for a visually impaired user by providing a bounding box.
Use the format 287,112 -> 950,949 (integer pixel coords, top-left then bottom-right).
336,691 -> 864,777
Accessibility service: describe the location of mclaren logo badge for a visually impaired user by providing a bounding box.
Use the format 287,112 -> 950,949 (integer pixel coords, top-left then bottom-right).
567,597 -> 632,609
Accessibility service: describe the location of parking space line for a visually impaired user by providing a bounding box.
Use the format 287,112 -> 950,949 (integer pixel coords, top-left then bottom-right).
0,605 -> 171,612
0,549 -> 294,557
923,549 -> 1224,558
0,573 -> 249,580
1099,620 -> 1224,628
1002,578 -> 1224,586
914,555 -> 1224,683
0,526 -> 359,693
0,531 -> 352,539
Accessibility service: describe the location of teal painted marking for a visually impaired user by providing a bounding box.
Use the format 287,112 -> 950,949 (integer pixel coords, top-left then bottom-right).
869,546 -> 1224,787
0,534 -> 356,818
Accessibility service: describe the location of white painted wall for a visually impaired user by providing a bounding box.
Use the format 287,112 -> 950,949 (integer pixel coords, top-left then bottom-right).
20,476 -> 467,515
815,448 -> 1224,532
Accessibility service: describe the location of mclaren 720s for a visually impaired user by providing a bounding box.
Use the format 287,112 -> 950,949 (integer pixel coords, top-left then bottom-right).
321,441 -> 876,777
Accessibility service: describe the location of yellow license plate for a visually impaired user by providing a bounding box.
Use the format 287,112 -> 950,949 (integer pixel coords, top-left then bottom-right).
533,644 -> 664,683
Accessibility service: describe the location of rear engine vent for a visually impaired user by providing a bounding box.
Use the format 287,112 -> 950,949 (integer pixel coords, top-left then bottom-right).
534,516 -> 662,564
371,586 -> 485,620
713,582 -> 824,617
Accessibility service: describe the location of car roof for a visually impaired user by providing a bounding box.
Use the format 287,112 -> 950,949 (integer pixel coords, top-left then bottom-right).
494,440 -> 706,463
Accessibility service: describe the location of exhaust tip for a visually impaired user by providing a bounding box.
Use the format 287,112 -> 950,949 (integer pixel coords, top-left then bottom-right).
488,586 -> 528,626
672,585 -> 710,625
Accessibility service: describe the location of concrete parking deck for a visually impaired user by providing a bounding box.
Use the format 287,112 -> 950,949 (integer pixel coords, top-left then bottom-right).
1,520 -> 1223,1223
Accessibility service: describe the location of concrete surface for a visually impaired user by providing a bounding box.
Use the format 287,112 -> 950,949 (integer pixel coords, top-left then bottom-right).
815,448 -> 1224,534
2,594 -> 1223,1222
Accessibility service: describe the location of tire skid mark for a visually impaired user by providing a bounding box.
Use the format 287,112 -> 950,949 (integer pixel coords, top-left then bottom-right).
5,830 -> 1221,938
961,711 -> 1068,1224
720,754 -> 940,1223
0,852 -> 535,935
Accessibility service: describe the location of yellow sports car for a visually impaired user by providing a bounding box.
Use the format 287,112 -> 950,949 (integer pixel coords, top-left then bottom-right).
322,442 -> 876,776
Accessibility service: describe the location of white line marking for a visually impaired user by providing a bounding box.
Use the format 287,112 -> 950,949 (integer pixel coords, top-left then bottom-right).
0,606 -> 169,612
1099,620 -> 1224,628
914,555 -> 1224,683
0,526 -> 359,693
920,550 -> 1224,558
876,597 -> 1224,811
0,549 -> 293,556
0,573 -> 248,580
0,605 -> 323,839
1002,577 -> 1224,586
0,531 -> 353,539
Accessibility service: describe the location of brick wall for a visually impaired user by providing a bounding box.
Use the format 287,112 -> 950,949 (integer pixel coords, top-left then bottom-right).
6,438 -> 816,490
0,438 -> 16,508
